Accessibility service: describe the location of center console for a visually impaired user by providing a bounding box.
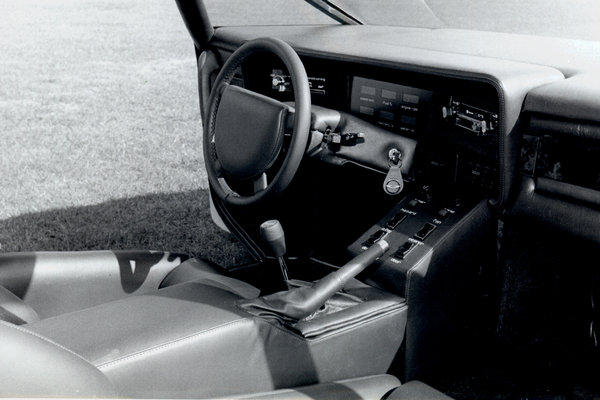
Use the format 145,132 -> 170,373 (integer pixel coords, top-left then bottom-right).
348,190 -> 487,297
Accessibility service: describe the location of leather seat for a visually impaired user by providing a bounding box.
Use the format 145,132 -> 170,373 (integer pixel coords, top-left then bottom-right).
0,252 -> 408,398
0,285 -> 39,324
0,251 -> 238,324
0,322 -> 451,400
23,276 -> 405,398
236,376 -> 453,400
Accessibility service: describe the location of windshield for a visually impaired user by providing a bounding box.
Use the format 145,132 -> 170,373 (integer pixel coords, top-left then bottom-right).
204,0 -> 600,41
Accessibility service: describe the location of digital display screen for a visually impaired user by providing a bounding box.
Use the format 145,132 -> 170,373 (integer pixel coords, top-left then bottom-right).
350,76 -> 432,135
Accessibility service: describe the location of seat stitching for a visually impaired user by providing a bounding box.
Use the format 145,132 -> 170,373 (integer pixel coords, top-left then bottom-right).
95,318 -> 252,370
0,320 -> 93,364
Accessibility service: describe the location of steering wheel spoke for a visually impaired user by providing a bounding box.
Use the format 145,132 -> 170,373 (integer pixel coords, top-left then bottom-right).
253,173 -> 268,194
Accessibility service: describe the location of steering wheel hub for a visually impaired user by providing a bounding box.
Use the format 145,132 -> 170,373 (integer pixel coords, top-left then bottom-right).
214,85 -> 288,181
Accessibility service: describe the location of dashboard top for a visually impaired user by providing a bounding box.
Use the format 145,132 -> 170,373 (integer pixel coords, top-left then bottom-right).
213,25 -> 599,76
212,25 -> 600,123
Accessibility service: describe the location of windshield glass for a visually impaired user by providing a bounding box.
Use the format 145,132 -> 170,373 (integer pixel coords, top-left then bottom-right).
204,0 -> 337,26
204,0 -> 600,41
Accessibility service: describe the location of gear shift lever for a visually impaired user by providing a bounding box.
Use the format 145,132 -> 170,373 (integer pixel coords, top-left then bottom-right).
260,220 -> 289,281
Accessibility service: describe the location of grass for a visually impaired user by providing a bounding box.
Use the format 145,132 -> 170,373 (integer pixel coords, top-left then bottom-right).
0,0 -> 251,266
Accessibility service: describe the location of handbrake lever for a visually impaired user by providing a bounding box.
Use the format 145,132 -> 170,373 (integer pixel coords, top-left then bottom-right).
238,240 -> 389,321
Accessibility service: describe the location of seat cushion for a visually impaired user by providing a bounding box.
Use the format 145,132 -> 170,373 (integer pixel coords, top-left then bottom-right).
235,377 -> 453,400
388,381 -> 453,400
27,281 -> 264,398
0,321 -> 116,398
27,277 -> 406,398
0,250 -> 188,319
232,374 -> 401,400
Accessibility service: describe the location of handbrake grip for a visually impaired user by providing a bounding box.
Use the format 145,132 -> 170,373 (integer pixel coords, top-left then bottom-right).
238,240 -> 389,321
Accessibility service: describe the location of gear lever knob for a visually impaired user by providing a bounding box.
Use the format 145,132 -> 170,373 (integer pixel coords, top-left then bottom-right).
260,220 -> 289,282
260,220 -> 286,258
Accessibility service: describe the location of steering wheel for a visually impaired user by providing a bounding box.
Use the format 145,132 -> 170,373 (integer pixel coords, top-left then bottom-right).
204,37 -> 311,206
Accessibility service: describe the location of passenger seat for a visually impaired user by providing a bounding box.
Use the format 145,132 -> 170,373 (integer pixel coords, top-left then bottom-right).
0,318 -> 451,399
233,375 -> 453,400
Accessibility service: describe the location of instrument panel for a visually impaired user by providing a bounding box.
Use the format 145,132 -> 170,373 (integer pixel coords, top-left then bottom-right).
241,54 -> 501,197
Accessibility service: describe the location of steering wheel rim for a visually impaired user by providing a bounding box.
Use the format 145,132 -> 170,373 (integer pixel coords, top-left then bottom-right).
204,37 -> 311,206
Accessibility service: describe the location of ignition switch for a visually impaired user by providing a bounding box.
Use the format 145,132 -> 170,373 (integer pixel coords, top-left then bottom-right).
383,148 -> 404,195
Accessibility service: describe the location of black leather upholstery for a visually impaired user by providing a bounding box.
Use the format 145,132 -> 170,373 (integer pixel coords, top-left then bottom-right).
0,321 -> 117,398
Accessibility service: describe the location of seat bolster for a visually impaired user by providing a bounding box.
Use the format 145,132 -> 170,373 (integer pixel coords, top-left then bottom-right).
0,285 -> 39,324
230,374 -> 401,400
387,381 -> 453,400
0,321 -> 117,398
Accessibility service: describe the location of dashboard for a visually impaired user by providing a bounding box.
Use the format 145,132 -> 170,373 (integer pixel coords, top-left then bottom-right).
207,24 -> 600,262
240,53 -> 501,200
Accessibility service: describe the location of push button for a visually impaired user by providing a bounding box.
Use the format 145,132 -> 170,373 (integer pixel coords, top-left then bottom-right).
386,212 -> 408,229
414,223 -> 436,241
394,241 -> 416,260
363,229 -> 387,247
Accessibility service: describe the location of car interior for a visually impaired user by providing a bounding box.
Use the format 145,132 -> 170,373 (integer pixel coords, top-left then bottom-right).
1,0 -> 600,399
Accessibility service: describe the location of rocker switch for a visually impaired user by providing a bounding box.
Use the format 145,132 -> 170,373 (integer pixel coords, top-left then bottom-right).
363,229 -> 387,247
386,213 -> 408,230
414,223 -> 437,241
394,241 -> 417,260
